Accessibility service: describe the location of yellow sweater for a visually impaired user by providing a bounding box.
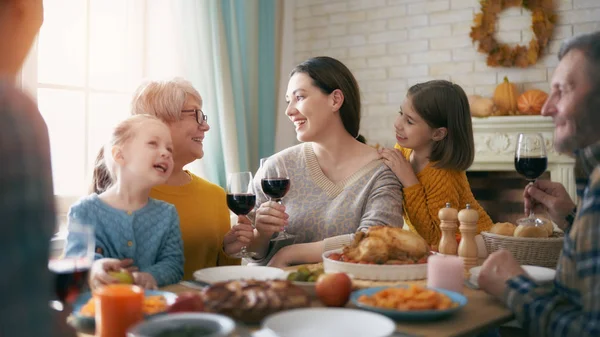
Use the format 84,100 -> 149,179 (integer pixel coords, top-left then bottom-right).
150,171 -> 240,280
395,145 -> 493,247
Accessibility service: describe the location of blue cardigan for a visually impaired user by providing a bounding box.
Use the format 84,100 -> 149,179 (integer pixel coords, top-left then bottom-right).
65,194 -> 184,286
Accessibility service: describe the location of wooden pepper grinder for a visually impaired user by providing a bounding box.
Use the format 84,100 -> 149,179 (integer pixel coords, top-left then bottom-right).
438,202 -> 458,255
458,204 -> 479,272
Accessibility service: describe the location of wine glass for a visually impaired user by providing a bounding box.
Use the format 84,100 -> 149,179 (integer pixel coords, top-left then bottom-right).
261,157 -> 295,242
48,222 -> 95,312
514,133 -> 548,226
227,171 -> 258,258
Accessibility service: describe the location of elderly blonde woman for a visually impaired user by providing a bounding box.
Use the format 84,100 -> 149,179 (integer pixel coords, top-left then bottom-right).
126,78 -> 253,279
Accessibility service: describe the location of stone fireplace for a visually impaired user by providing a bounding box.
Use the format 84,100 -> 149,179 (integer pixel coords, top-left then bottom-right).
468,115 -> 575,225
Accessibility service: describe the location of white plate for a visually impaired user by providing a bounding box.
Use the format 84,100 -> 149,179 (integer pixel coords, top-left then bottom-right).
193,266 -> 286,284
322,249 -> 427,281
469,265 -> 556,288
262,308 -> 396,337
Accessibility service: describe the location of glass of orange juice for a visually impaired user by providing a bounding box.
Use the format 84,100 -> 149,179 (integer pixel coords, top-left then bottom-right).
95,284 -> 144,337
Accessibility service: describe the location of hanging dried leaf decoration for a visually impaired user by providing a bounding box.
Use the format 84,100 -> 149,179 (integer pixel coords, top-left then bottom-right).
469,0 -> 555,68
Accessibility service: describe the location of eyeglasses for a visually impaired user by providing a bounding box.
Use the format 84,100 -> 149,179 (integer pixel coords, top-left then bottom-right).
181,109 -> 208,125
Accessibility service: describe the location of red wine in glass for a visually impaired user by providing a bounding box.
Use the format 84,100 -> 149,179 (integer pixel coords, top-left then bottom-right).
514,133 -> 548,226
50,223 -> 94,312
49,258 -> 91,306
261,157 -> 295,242
227,171 -> 258,258
514,157 -> 548,181
227,193 -> 257,215
261,178 -> 290,201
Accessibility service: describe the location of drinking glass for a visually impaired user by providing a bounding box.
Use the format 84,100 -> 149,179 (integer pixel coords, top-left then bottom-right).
261,157 -> 294,242
227,171 -> 258,258
48,222 -> 95,312
514,133 -> 548,226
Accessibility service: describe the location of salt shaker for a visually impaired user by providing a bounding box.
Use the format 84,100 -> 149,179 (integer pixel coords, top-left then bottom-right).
458,204 -> 479,272
438,202 -> 458,255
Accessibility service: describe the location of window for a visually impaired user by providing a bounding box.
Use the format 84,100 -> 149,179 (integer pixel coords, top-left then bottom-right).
19,0 -> 184,226
21,0 -> 183,202
33,0 -> 146,198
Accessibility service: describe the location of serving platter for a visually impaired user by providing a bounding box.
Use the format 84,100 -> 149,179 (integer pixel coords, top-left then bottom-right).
322,249 -> 427,281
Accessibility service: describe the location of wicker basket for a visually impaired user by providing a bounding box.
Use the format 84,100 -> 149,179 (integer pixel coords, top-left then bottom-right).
481,231 -> 564,268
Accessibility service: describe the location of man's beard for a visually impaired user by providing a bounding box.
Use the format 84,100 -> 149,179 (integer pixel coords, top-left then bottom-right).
554,92 -> 600,154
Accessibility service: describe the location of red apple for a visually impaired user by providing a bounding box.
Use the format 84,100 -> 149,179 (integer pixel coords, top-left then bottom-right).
166,291 -> 205,313
315,272 -> 352,307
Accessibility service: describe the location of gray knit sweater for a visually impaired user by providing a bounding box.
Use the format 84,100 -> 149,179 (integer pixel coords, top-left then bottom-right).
249,143 -> 404,265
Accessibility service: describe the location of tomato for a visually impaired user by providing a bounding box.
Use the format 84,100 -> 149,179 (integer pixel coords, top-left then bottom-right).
328,253 -> 342,261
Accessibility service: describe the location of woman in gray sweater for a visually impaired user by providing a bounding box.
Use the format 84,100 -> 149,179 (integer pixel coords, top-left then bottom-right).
246,56 -> 404,267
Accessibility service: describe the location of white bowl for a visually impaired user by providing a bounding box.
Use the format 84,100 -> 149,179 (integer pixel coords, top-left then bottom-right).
127,313 -> 235,337
469,265 -> 556,288
193,266 -> 286,284
262,308 -> 395,337
322,249 -> 427,281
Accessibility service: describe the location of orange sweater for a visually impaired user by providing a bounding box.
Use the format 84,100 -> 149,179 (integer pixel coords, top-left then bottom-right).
395,145 -> 493,247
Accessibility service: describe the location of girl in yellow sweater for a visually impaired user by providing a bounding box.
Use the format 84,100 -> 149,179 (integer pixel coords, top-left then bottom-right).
380,80 -> 493,248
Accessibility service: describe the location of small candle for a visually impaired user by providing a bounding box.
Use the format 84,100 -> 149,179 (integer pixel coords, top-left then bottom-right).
427,255 -> 464,294
95,284 -> 144,337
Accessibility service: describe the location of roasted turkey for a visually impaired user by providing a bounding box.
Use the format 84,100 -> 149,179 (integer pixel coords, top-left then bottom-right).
342,226 -> 430,264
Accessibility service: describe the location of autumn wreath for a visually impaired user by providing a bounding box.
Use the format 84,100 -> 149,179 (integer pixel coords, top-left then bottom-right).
470,0 -> 556,68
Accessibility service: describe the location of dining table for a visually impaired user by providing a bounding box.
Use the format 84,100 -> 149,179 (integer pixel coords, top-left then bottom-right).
75,263 -> 515,337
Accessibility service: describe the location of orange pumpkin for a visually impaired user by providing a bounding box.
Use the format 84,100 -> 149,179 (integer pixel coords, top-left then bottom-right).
493,77 -> 519,115
517,89 -> 548,115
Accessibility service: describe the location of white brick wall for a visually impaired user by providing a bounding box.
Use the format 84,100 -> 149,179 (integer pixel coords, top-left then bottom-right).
293,0 -> 600,147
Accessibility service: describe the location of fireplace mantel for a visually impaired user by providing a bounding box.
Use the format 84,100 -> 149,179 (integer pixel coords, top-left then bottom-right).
470,115 -> 576,202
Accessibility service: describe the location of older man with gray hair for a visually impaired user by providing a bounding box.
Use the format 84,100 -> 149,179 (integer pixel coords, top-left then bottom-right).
478,31 -> 600,336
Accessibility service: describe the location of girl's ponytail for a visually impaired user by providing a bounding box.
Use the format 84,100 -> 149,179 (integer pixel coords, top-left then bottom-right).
89,146 -> 112,194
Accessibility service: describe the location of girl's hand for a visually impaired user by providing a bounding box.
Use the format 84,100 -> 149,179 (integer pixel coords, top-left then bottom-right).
254,201 -> 288,236
132,272 -> 157,290
379,148 -> 419,187
224,215 -> 255,255
89,258 -> 136,290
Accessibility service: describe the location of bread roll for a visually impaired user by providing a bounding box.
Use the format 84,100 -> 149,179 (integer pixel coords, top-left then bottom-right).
514,224 -> 549,238
490,222 -> 516,236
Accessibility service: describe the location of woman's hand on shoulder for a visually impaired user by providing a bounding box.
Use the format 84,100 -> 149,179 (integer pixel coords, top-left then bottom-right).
379,147 -> 419,187
254,201 -> 288,236
223,215 -> 255,256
